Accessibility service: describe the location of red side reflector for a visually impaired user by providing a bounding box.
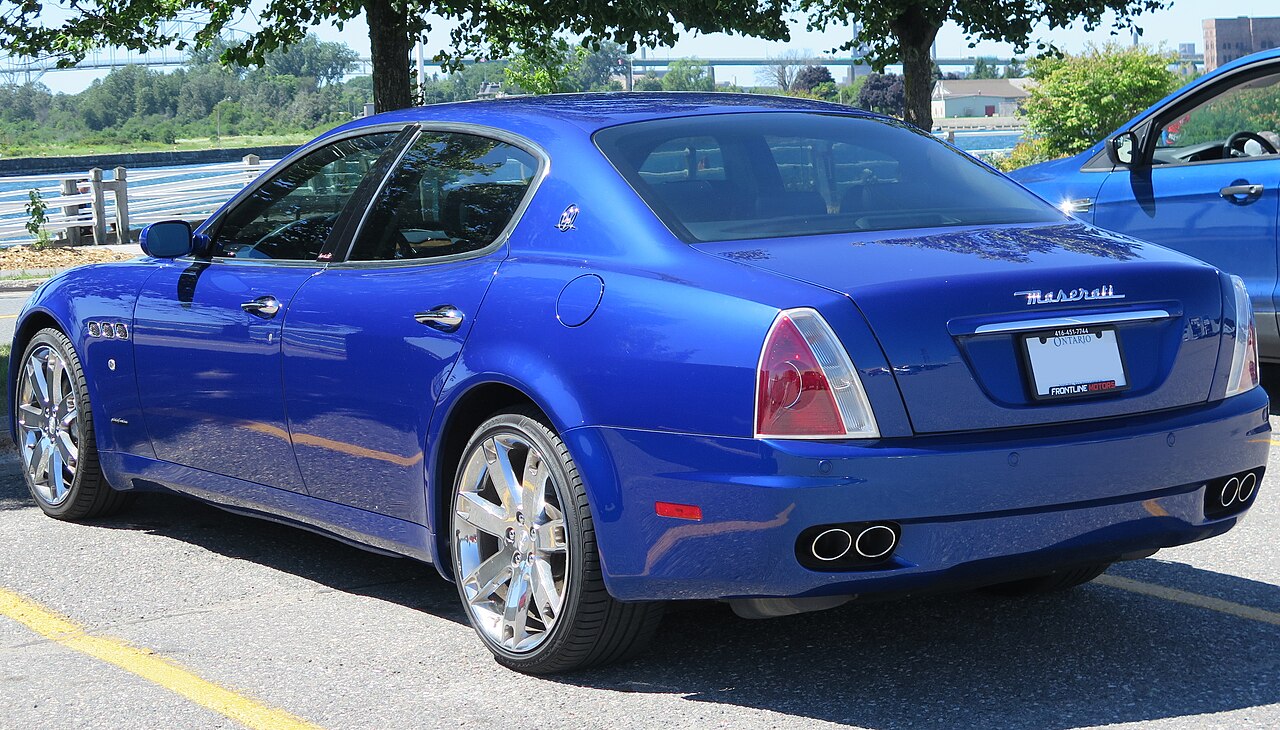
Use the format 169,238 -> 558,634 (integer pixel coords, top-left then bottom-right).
655,501 -> 702,521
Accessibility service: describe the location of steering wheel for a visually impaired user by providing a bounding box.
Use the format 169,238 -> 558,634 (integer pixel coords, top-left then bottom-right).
1225,131 -> 1278,158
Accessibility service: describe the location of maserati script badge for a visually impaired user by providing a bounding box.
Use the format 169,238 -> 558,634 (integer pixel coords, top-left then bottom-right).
1013,285 -> 1124,305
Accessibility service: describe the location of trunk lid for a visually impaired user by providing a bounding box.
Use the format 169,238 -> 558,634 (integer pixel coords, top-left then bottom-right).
697,223 -> 1224,434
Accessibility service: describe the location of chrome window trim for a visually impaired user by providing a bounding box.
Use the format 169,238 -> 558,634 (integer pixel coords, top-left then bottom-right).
331,122 -> 551,269
969,309 -> 1174,335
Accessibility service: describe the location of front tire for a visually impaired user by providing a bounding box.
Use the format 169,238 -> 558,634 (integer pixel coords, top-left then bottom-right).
450,408 -> 662,674
14,328 -> 132,520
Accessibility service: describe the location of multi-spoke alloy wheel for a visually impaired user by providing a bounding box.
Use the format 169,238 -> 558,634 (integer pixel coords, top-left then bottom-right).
14,328 -> 132,520
17,343 -> 80,507
454,431 -> 570,653
451,409 -> 664,674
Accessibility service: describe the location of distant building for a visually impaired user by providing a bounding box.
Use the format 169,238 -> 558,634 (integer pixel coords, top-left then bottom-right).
1203,17 -> 1280,70
930,79 -> 1029,119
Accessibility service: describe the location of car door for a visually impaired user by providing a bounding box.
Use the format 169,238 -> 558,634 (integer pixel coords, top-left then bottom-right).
131,130 -> 402,490
1093,66 -> 1280,354
281,127 -> 543,518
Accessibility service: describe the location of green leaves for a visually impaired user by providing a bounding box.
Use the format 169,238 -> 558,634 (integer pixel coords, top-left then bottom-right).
1021,44 -> 1180,157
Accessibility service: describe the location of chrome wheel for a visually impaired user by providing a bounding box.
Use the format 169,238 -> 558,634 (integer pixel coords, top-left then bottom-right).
454,431 -> 570,654
16,344 -> 80,507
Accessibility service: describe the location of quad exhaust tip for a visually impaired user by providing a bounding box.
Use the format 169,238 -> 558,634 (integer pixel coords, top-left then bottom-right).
804,523 -> 900,568
1205,468 -> 1262,518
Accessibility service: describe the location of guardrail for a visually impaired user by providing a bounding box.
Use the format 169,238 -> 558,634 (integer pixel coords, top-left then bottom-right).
0,155 -> 276,247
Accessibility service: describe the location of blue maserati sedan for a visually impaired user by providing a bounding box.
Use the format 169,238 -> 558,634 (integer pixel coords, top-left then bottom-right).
8,94 -> 1269,674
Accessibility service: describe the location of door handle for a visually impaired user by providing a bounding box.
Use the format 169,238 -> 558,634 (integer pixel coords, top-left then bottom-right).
415,305 -> 465,332
1220,183 -> 1264,199
241,295 -> 281,318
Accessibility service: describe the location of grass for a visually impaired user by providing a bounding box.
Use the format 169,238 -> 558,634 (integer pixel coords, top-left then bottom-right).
0,131 -> 320,159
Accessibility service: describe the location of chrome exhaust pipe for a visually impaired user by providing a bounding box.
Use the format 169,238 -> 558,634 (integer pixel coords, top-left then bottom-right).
1220,477 -> 1241,508
1239,472 -> 1257,502
810,528 -> 853,561
854,524 -> 897,559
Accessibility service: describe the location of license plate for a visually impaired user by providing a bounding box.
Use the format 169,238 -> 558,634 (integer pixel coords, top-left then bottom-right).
1021,325 -> 1128,400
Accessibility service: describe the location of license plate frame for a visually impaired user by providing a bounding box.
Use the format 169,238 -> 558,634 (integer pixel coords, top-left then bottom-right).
1020,325 -> 1130,401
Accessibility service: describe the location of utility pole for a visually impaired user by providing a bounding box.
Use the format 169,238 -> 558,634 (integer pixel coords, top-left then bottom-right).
416,37 -> 426,105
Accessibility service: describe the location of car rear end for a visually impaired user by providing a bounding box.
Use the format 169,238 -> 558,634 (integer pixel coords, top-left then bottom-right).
578,108 -> 1269,605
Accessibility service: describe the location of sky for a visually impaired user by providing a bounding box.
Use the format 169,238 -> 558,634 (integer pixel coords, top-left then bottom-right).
29,0 -> 1280,93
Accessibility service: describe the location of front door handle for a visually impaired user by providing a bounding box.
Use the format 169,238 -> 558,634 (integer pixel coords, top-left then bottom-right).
1220,183 -> 1264,200
241,295 -> 281,318
415,305 -> 465,332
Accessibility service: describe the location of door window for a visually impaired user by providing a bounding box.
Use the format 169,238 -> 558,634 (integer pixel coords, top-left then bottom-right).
1155,71 -> 1280,165
347,131 -> 539,262
212,132 -> 397,260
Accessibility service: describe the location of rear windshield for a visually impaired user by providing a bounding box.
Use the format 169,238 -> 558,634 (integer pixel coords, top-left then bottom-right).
594,112 -> 1062,243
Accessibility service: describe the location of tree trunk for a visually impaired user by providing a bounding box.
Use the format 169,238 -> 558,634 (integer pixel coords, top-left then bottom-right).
891,6 -> 941,131
365,0 -> 414,112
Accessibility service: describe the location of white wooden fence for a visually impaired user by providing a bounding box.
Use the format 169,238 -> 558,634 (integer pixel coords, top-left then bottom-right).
0,155 -> 277,247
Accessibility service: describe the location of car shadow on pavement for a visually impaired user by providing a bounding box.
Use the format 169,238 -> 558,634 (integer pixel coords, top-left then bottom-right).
2,453 -> 1277,728
0,453 -> 466,623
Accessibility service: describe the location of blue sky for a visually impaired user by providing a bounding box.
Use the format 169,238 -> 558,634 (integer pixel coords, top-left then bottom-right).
36,0 -> 1280,93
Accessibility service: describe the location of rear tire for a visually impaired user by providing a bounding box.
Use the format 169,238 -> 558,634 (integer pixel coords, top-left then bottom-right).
450,408 -> 663,674
14,328 -> 133,520
983,563 -> 1111,596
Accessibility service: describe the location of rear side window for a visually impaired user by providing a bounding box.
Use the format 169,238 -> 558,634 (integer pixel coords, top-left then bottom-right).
595,113 -> 1061,243
348,131 -> 538,262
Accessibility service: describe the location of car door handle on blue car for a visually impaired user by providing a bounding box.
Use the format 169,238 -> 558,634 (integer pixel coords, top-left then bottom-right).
414,305 -> 465,332
240,295 -> 281,318
1220,183 -> 1264,201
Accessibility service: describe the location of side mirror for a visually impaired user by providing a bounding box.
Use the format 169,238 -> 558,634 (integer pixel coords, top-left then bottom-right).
1106,131 -> 1139,166
139,220 -> 193,258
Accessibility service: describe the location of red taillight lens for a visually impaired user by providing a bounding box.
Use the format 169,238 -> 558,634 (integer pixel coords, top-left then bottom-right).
756,314 -> 845,436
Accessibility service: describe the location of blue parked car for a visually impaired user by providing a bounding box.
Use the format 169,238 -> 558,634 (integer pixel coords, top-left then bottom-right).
1010,48 -> 1280,362
9,94 -> 1268,674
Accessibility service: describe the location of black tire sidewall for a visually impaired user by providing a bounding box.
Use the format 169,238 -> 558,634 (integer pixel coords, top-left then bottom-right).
450,411 -> 592,669
16,329 -> 98,519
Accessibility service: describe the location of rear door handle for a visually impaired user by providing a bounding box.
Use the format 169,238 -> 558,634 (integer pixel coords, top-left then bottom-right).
415,305 -> 465,332
1220,183 -> 1264,199
241,295 -> 281,318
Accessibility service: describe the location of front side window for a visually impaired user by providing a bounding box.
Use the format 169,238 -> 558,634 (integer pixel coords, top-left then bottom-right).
348,131 -> 538,262
1156,71 -> 1280,164
595,113 -> 1060,243
212,132 -> 397,260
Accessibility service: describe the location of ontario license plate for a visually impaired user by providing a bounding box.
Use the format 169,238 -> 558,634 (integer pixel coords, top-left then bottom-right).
1022,325 -> 1128,400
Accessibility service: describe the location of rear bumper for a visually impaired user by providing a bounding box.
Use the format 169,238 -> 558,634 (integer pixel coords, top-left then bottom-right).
564,387 -> 1270,601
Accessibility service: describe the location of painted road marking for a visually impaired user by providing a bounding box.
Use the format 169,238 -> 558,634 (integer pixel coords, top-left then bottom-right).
0,587 -> 323,730
1096,574 -> 1280,628
0,314 -> 16,319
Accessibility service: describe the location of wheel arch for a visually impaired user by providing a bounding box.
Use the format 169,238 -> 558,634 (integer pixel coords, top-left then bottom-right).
427,377 -> 558,580
8,308 -> 69,445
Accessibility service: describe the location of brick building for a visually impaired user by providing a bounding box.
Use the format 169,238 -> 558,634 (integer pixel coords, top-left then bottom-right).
1204,16 -> 1280,70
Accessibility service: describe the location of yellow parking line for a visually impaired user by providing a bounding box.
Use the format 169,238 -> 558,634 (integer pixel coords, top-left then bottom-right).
1095,574 -> 1280,627
0,314 -> 16,319
0,587 -> 322,730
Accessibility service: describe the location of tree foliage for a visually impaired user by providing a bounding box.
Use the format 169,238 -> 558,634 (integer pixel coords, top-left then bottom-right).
1021,44 -> 1179,159
857,73 -> 905,116
798,0 -> 1171,130
756,50 -> 811,91
0,1 -> 790,113
970,57 -> 999,79
794,64 -> 835,92
661,59 -> 714,92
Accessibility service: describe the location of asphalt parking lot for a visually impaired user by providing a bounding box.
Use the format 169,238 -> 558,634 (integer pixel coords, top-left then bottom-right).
0,313 -> 1276,728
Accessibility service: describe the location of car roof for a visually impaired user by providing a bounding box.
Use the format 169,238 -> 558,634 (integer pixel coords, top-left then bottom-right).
322,92 -> 886,146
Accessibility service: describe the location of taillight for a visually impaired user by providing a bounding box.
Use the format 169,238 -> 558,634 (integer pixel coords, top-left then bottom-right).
1226,275 -> 1260,397
755,308 -> 879,439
